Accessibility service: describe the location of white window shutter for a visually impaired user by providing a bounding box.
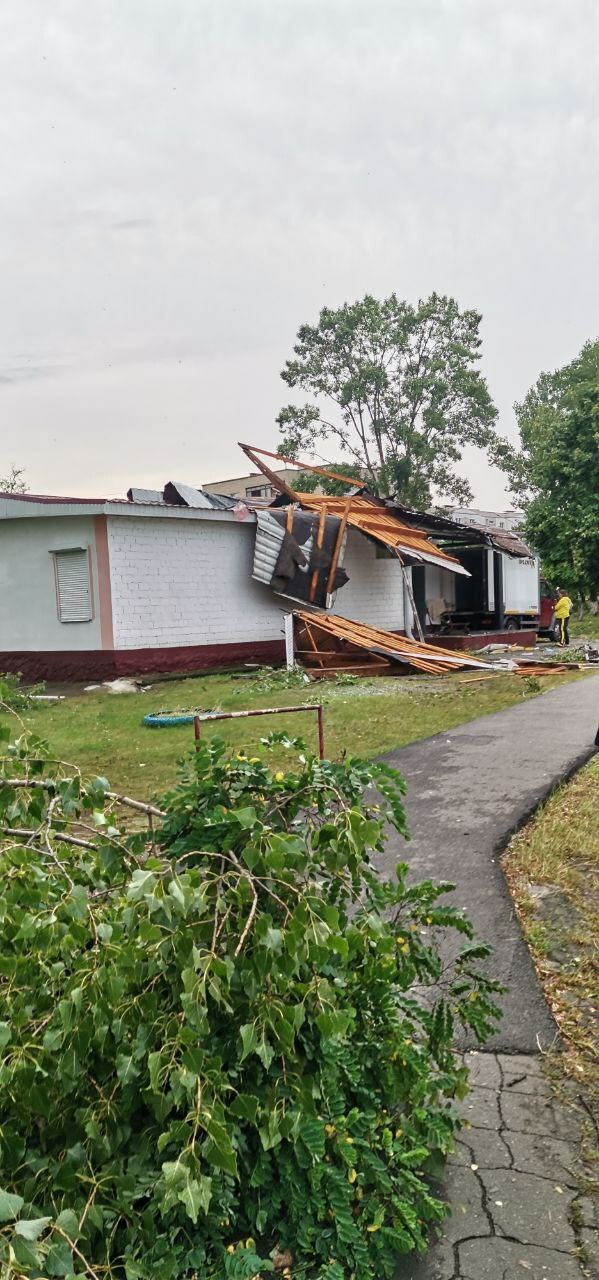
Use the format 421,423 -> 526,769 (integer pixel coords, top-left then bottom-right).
54,549 -> 92,622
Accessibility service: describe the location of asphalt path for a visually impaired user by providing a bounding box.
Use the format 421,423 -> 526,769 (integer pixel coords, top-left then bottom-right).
377,674 -> 599,1052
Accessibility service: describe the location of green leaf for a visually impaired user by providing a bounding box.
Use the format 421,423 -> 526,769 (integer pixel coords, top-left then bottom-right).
0,1022 -> 10,1048
126,869 -> 157,900
233,806 -> 257,829
14,1216 -> 52,1241
11,1235 -> 41,1269
239,1023 -> 257,1061
54,1208 -> 80,1237
255,1032 -> 274,1069
45,1238 -> 74,1276
316,1010 -> 352,1040
230,1093 -> 259,1124
116,1054 -> 139,1085
203,1139 -> 238,1179
179,1174 -> 212,1223
0,1188 -> 24,1222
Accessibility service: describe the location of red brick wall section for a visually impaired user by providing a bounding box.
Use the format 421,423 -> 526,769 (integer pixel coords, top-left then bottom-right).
433,629 -> 537,651
0,639 -> 286,683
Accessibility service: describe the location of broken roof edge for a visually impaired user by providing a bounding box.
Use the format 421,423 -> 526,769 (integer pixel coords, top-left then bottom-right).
384,500 -> 533,558
235,444 -> 475,571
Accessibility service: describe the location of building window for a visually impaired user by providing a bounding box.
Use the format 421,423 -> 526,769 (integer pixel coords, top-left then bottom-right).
52,548 -> 93,622
246,484 -> 273,498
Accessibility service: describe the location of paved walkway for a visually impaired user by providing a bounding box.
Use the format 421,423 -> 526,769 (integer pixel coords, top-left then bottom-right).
380,676 -> 599,1278
396,1050 -> 597,1279
379,674 -> 599,1052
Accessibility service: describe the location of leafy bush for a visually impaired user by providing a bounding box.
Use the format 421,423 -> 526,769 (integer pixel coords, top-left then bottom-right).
0,728 -> 501,1279
0,673 -> 45,711
247,665 -> 311,693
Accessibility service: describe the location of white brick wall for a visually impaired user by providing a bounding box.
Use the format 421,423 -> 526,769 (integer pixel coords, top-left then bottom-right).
106,515 -> 405,651
107,516 -> 288,649
331,529 -> 405,630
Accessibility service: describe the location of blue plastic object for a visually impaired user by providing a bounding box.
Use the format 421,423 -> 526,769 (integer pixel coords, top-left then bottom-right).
143,712 -> 196,728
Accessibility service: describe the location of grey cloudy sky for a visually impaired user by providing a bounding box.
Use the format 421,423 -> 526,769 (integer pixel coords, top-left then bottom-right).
1,0 -> 598,503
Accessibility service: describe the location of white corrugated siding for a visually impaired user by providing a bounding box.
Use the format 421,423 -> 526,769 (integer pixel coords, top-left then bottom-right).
55,549 -> 92,622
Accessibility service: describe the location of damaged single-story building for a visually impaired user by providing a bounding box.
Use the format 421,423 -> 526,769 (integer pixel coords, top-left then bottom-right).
0,474 -> 473,681
0,446 -> 540,682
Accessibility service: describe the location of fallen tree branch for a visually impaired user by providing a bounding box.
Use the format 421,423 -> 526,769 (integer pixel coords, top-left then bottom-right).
0,777 -> 166,818
106,791 -> 166,818
0,825 -> 96,851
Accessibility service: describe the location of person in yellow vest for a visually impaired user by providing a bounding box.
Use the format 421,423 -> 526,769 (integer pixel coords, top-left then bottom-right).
554,588 -> 573,646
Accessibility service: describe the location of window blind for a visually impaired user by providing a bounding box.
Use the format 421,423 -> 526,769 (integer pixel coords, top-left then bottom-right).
54,549 -> 92,622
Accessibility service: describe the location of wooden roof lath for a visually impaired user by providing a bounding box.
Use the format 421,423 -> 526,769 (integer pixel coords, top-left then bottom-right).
238,443 -> 468,573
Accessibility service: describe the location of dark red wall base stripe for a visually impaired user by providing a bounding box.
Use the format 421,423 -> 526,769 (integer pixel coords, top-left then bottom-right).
432,629 -> 537,651
0,640 -> 286,683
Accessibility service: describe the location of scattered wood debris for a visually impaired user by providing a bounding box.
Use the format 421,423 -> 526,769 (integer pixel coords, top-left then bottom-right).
293,610 -> 492,677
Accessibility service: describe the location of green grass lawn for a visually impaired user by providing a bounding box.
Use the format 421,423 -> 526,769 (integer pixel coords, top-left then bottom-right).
503,757 -> 599,1109
5,665 -> 589,802
570,609 -> 599,641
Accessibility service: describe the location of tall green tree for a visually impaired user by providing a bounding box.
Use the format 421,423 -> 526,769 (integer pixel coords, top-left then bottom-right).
504,341 -> 599,599
294,460 -> 363,496
277,293 -> 500,508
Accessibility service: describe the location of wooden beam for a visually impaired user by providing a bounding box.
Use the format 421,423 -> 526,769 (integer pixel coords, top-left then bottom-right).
238,441 -> 362,490
396,553 -> 425,643
325,496 -> 351,599
309,505 -> 327,603
238,444 -> 299,501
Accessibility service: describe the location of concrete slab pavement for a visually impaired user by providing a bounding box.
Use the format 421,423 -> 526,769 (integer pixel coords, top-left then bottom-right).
395,1051 -> 594,1280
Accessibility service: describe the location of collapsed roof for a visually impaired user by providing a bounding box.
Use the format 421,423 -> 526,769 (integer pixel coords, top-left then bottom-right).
293,610 -> 491,676
238,442 -> 533,560
127,482 -> 237,510
239,443 -> 471,575
293,493 -> 470,573
382,500 -> 533,558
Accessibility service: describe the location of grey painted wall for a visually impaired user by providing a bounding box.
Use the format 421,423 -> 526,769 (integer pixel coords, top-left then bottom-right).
0,516 -> 102,650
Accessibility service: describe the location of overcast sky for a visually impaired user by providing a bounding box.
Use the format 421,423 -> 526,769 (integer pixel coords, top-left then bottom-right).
1,0 -> 598,505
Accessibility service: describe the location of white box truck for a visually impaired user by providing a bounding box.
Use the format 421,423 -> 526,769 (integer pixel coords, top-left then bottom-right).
427,547 -> 544,634
501,553 -> 541,629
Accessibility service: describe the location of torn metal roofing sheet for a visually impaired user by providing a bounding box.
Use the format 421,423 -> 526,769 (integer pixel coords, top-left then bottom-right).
293,609 -> 491,675
162,481 -> 217,509
294,493 -> 470,574
127,487 -> 165,505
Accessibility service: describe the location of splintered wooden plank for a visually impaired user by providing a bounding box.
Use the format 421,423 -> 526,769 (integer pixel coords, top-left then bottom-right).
325,496 -> 351,598
309,506 -> 328,603
306,661 -> 394,679
292,608 -> 489,676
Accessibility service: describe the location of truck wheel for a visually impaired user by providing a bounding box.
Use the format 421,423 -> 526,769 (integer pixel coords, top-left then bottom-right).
504,618 -> 519,631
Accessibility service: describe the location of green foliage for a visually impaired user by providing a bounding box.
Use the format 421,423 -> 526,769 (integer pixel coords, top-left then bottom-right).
0,673 -> 45,711
0,728 -> 501,1279
503,340 -> 599,599
294,462 -> 363,497
277,293 -> 501,507
248,665 -> 311,693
